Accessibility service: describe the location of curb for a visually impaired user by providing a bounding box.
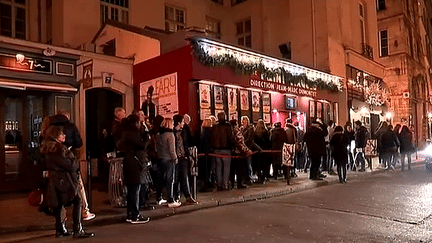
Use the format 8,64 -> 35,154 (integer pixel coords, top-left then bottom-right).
0,159 -> 426,237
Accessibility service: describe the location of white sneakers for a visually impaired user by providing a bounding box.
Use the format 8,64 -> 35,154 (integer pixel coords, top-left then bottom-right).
167,201 -> 181,208
82,212 -> 96,221
157,199 -> 167,205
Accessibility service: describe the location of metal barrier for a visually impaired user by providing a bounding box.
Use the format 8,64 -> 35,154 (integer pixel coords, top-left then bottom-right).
108,157 -> 126,207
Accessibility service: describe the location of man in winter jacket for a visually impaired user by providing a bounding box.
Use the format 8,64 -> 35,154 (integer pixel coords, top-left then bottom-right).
304,120 -> 328,180
354,120 -> 369,172
210,112 -> 236,190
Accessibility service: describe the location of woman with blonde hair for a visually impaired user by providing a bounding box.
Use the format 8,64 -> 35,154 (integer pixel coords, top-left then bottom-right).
156,118 -> 181,208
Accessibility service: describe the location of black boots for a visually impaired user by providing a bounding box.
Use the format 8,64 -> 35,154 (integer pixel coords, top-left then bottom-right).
55,222 -> 71,237
73,222 -> 95,238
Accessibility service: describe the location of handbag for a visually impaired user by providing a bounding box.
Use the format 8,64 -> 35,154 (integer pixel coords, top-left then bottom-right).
28,188 -> 43,207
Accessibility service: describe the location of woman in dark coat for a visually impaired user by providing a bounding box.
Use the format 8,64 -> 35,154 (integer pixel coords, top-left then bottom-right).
330,126 -> 348,183
40,126 -> 94,238
269,122 -> 288,179
398,125 -> 414,170
255,119 -> 270,180
118,114 -> 152,223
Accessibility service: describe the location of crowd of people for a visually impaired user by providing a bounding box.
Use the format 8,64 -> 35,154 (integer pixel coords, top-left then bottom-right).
36,106 -> 417,235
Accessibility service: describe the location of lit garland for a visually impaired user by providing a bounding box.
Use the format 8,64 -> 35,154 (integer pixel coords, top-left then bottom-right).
190,39 -> 342,93
365,82 -> 387,106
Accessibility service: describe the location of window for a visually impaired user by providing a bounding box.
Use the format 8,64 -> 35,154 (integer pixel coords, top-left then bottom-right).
100,0 -> 129,25
236,19 -> 251,48
0,0 -> 26,39
379,30 -> 388,57
165,5 -> 185,32
377,0 -> 385,11
205,16 -> 221,39
231,0 -> 247,6
359,3 -> 366,44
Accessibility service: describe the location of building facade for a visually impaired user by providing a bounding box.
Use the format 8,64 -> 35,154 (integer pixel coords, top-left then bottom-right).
377,0 -> 432,147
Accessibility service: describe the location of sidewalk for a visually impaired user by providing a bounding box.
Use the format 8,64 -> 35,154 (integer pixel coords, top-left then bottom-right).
0,154 -> 426,238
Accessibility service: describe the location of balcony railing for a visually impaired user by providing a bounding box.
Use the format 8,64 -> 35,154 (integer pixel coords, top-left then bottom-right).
361,43 -> 373,60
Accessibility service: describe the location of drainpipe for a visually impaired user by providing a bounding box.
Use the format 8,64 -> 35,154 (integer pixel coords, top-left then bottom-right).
311,0 -> 317,67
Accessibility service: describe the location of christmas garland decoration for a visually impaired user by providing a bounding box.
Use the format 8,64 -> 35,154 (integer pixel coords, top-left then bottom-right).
191,39 -> 342,92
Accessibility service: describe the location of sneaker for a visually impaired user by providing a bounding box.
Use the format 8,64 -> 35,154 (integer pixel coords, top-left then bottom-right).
167,201 -> 181,208
157,199 -> 167,205
82,212 -> 96,221
130,216 -> 150,224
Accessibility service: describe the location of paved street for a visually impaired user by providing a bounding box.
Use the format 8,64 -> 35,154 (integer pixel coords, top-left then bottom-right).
7,162 -> 432,243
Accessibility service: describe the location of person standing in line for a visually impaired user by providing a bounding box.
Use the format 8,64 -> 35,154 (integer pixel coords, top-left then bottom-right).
284,118 -> 298,178
293,121 -> 305,172
379,123 -> 400,171
254,119 -> 270,181
269,122 -> 288,179
398,125 -> 414,170
148,115 -> 166,205
156,118 -> 181,208
40,126 -> 94,238
330,126 -> 348,183
354,120 -> 369,172
118,115 -> 152,223
230,119 -> 253,189
343,122 -> 355,171
303,120 -> 328,180
325,120 -> 337,175
50,110 -> 95,221
210,111 -> 236,191
375,121 -> 388,168
173,114 -> 198,204
200,118 -> 213,190
240,116 -> 260,184
393,124 -> 402,167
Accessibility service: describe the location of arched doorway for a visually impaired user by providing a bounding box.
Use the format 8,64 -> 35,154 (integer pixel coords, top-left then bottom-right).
85,88 -> 123,159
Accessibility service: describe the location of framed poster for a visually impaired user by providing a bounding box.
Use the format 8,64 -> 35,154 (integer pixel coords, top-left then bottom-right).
309,100 -> 315,117
214,86 -> 224,110
227,88 -> 238,111
262,93 -> 270,113
252,91 -> 260,112
316,102 -> 322,118
199,84 -> 211,109
263,113 -> 271,124
229,110 -> 238,121
200,109 -> 212,120
240,90 -> 249,111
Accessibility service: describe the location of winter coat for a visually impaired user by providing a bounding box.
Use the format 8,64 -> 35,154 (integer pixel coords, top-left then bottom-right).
379,128 -> 400,153
118,127 -> 152,185
156,128 -> 177,160
254,128 -> 270,150
200,127 -> 212,154
233,126 -> 252,155
285,124 -> 297,144
343,129 -> 354,147
398,130 -> 414,153
304,123 -> 328,159
42,140 -> 80,208
355,126 -> 369,148
270,127 -> 288,150
50,114 -> 83,149
210,120 -> 236,150
330,131 -> 348,163
241,125 -> 261,151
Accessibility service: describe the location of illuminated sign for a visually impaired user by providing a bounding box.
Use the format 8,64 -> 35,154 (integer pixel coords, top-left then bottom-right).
249,78 -> 317,97
0,53 -> 53,74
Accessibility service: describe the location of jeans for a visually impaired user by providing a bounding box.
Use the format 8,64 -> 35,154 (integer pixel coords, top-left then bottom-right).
126,183 -> 141,220
161,158 -> 177,203
309,157 -> 321,179
214,149 -> 231,189
175,157 -> 191,199
245,156 -> 253,183
400,152 -> 412,170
